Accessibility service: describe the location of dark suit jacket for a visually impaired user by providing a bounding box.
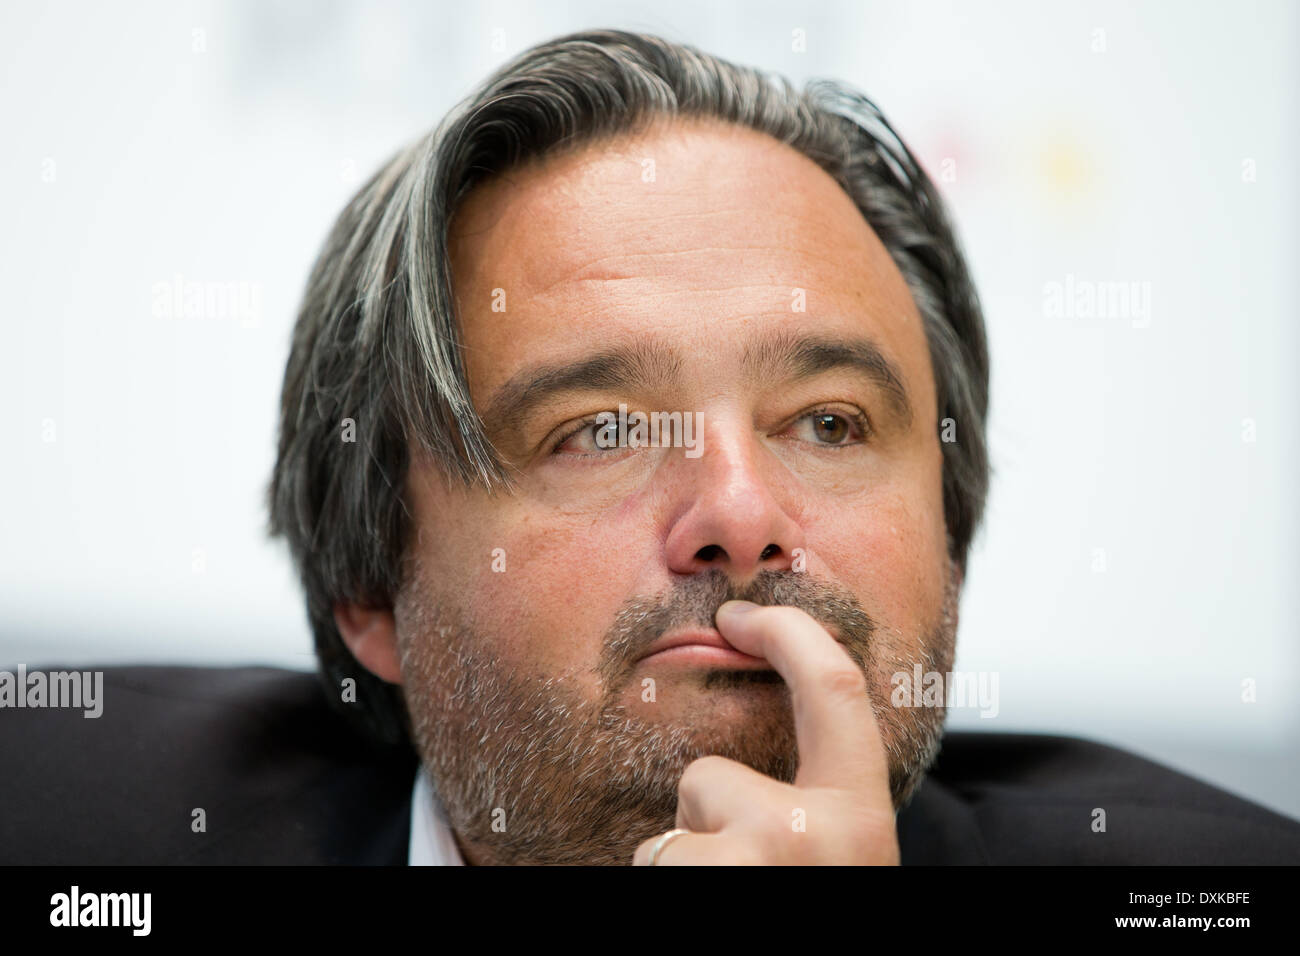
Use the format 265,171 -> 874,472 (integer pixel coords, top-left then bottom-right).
3,666 -> 1297,864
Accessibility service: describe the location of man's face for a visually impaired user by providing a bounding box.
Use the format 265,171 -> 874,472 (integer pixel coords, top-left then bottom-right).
393,117 -> 957,865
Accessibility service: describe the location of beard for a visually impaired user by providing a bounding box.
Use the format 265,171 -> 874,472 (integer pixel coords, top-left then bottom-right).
395,560 -> 959,866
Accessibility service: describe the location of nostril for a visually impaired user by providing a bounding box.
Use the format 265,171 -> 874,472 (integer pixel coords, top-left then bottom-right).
696,544 -> 725,563
759,544 -> 779,561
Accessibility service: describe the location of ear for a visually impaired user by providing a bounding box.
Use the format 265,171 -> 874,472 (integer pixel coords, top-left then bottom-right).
333,602 -> 402,685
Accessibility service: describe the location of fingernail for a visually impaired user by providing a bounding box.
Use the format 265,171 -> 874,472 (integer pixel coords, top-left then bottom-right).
719,600 -> 760,616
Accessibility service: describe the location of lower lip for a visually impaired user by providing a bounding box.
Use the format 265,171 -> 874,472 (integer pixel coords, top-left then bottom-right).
638,644 -> 773,670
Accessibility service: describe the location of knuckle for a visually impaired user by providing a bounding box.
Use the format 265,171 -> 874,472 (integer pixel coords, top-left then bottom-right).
817,663 -> 868,699
677,755 -> 725,796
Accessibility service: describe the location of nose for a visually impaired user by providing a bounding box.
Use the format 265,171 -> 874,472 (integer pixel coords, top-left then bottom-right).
663,416 -> 806,582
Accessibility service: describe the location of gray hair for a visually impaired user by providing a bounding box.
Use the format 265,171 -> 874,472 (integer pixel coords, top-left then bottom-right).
267,28 -> 990,747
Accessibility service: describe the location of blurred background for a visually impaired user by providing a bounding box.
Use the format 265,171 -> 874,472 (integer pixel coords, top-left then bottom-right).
2,0 -> 1297,819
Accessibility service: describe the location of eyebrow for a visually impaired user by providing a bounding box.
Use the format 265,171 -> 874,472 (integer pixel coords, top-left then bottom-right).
480,326 -> 913,444
743,329 -> 913,426
482,341 -> 683,442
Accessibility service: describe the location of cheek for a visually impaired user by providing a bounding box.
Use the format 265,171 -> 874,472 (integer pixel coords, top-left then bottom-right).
812,481 -> 947,637
413,494 -> 648,682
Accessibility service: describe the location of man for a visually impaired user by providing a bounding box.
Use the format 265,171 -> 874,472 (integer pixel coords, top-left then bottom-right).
274,27 -> 975,865
262,28 -> 1299,865
4,29 -> 1298,866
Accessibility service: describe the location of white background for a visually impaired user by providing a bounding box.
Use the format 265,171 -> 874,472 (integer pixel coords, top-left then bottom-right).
2,1 -> 1297,820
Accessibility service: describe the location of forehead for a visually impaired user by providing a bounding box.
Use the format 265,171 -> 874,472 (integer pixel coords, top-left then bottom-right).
446,117 -> 933,412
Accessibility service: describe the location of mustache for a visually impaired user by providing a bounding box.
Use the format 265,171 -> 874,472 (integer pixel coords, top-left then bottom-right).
598,568 -> 875,688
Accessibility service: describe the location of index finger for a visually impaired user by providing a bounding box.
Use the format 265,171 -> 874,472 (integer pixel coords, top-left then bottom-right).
714,600 -> 889,792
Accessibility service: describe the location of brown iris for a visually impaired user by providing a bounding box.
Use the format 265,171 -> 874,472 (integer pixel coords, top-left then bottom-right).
812,413 -> 849,444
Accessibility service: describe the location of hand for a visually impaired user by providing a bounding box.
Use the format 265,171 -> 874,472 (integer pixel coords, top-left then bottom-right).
632,600 -> 899,865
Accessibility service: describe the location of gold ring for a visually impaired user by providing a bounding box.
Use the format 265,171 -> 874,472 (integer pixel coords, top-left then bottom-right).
648,827 -> 691,866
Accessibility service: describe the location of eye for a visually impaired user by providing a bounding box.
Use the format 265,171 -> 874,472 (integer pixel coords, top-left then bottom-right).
551,415 -> 622,456
785,407 -> 869,446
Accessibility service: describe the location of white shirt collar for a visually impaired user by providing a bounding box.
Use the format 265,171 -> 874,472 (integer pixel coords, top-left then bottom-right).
408,764 -> 466,866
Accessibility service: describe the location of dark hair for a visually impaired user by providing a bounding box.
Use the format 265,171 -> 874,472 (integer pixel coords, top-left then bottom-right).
267,28 -> 990,747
